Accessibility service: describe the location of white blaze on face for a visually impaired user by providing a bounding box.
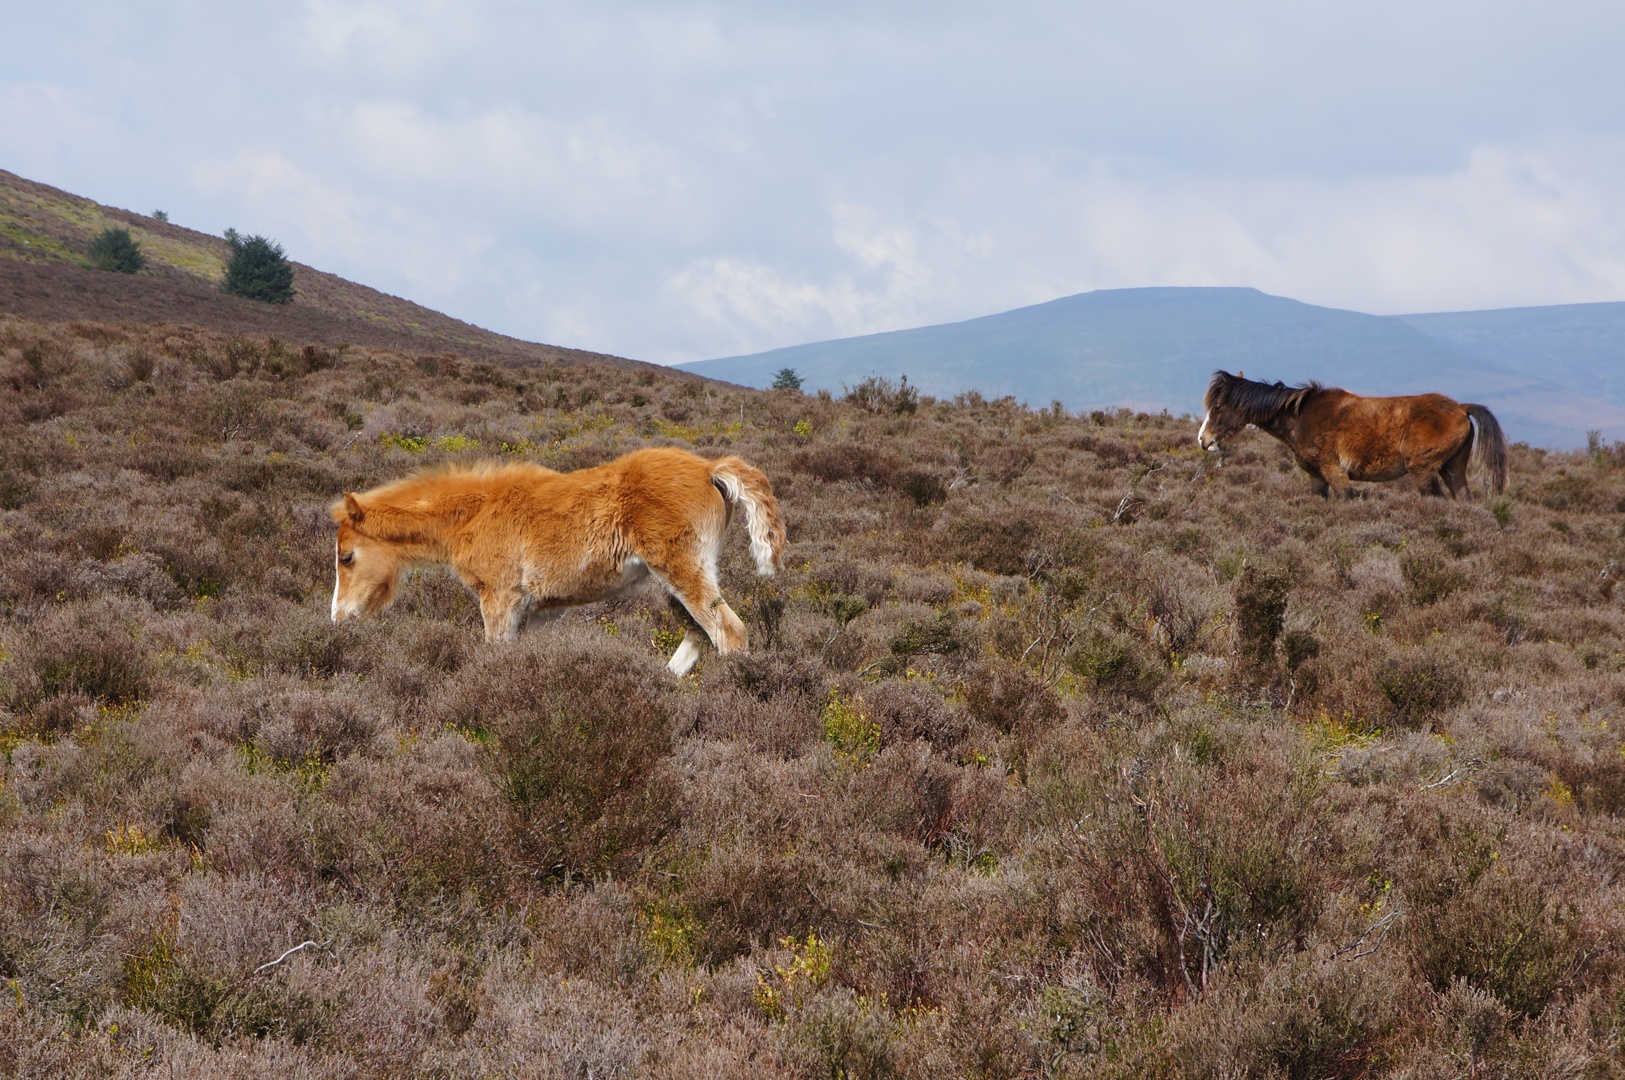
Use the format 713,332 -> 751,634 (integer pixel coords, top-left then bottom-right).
331,540 -> 343,622
1197,409 -> 1212,449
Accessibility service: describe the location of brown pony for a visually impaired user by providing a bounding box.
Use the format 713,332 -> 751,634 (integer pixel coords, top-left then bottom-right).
1197,370 -> 1508,498
329,446 -> 787,675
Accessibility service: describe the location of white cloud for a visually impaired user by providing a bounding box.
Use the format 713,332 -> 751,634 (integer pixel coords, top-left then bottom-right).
0,82 -> 117,185
297,0 -> 480,71
189,151 -> 368,255
335,101 -> 692,233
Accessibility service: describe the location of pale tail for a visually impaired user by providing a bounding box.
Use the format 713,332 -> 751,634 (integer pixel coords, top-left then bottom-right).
709,457 -> 787,574
1465,404 -> 1508,496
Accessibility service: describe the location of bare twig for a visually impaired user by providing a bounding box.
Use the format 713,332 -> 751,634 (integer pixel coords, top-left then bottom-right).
1329,908 -> 1404,961
1422,760 -> 1483,790
253,939 -> 327,976
805,884 -> 889,930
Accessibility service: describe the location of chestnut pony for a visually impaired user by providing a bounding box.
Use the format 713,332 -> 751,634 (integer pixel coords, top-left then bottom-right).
329,447 -> 787,676
1197,370 -> 1508,498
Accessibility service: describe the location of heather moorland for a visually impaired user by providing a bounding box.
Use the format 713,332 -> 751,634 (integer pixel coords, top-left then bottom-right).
4,317 -> 1625,1077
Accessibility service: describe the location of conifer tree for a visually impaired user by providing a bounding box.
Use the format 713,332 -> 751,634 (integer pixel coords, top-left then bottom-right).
222,231 -> 295,304
86,228 -> 145,274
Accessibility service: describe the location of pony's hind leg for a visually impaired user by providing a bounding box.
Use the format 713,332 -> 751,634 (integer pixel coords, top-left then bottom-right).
647,553 -> 747,675
1438,440 -> 1473,498
1407,463 -> 1449,497
668,631 -> 705,677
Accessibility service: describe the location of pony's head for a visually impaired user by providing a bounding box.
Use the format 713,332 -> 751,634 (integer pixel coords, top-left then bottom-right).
1197,370 -> 1319,452
1197,369 -> 1245,452
329,493 -> 404,622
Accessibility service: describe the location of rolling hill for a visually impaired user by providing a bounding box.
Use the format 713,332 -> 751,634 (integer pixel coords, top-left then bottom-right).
0,168 -> 655,374
683,287 -> 1625,449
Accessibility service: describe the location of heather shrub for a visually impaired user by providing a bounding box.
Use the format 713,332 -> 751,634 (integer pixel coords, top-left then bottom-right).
243,685 -> 377,768
941,513 -> 1036,576
894,468 -> 948,506
122,926 -> 334,1046
862,678 -> 966,749
672,838 -> 822,962
793,441 -> 897,486
1155,958 -> 1400,1079
1065,628 -> 1164,701
320,732 -> 508,900
1400,548 -> 1467,605
725,649 -> 825,704
785,987 -> 896,1080
1233,563 -> 1293,670
885,612 -> 962,671
1375,648 -> 1466,728
1148,772 -> 1330,977
844,374 -> 918,415
959,661 -> 1063,736
1409,874 -> 1587,1018
4,604 -> 150,730
434,631 -> 678,877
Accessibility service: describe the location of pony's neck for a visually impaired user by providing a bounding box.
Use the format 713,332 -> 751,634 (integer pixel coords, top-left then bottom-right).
1230,380 -> 1316,432
361,484 -> 484,561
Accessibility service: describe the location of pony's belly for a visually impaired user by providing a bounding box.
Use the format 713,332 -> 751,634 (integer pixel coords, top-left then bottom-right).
1348,459 -> 1407,482
523,554 -> 651,609
615,556 -> 651,591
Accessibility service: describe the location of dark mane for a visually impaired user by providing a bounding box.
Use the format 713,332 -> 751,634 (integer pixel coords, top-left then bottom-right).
1204,371 -> 1325,424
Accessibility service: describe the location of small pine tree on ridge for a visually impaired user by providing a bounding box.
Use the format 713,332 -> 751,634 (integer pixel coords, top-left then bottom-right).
86,228 -> 145,274
222,230 -> 295,305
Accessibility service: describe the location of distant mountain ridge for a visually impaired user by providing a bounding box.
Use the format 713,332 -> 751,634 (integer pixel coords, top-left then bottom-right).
683,287 -> 1625,449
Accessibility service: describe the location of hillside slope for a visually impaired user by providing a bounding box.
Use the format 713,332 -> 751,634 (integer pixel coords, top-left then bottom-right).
4,320 -> 1625,1073
0,168 -> 653,373
684,287 -> 1625,448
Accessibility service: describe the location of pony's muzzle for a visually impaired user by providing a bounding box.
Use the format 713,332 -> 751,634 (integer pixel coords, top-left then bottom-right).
1195,410 -> 1218,453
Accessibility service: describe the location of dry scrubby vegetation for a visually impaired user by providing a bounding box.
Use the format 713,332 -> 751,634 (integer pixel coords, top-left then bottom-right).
5,316 -> 1625,1077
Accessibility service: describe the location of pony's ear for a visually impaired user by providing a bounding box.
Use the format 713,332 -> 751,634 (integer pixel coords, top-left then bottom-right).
330,493 -> 365,525
1237,369 -> 1244,379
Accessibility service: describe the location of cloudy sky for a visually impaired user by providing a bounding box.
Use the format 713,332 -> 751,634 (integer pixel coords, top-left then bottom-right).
6,1 -> 1625,362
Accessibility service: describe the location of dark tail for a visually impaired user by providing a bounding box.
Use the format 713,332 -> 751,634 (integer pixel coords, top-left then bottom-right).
1465,404 -> 1508,496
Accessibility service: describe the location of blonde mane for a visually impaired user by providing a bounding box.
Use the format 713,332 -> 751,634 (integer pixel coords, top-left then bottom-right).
328,460 -> 557,524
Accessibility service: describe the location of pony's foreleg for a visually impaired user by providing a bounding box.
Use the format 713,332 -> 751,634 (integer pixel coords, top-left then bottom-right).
1320,462 -> 1353,499
478,587 -> 526,642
